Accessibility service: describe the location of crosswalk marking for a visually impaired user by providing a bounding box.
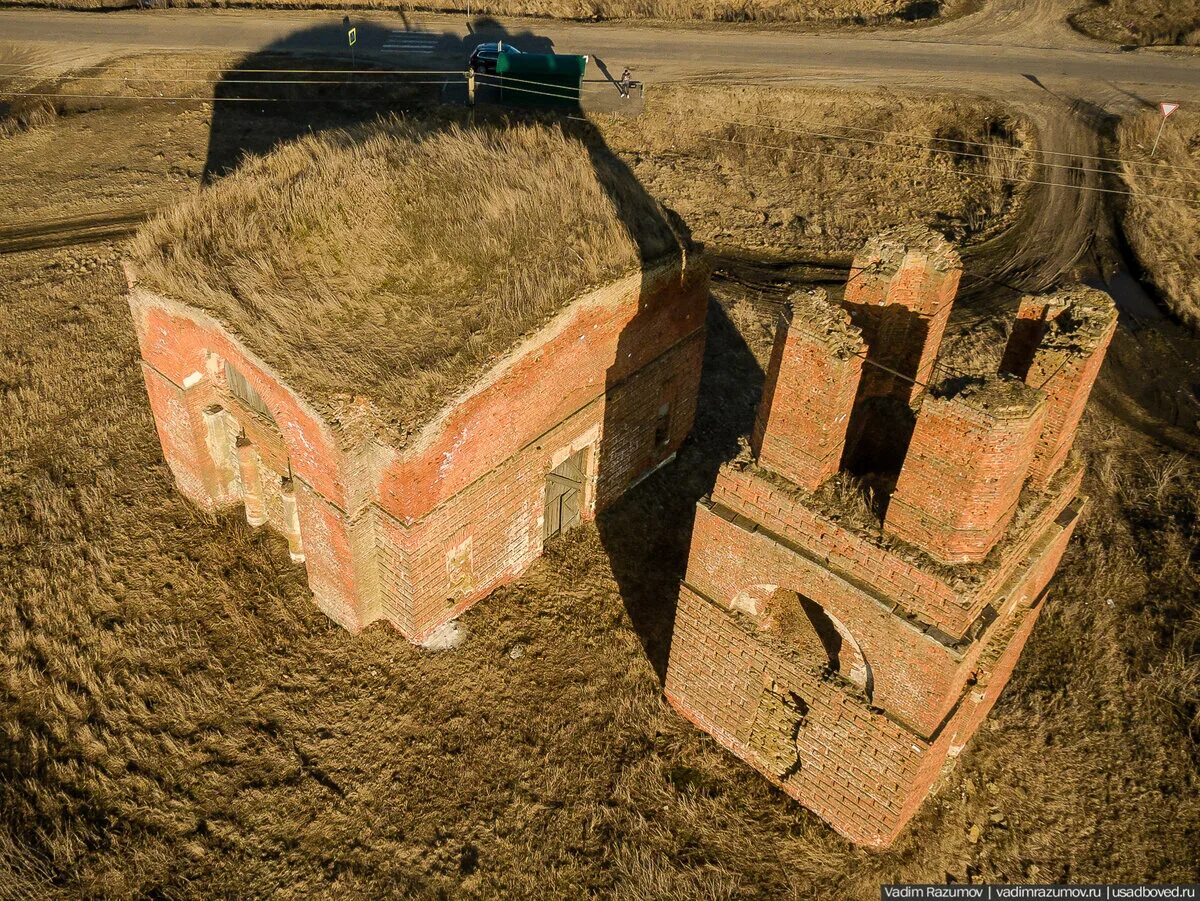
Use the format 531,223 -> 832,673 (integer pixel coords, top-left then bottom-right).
380,31 -> 441,55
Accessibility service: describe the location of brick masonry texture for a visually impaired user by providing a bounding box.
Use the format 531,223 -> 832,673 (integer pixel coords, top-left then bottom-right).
128,257 -> 709,641
751,290 -> 865,492
884,377 -> 1048,564
1000,288 -> 1118,488
666,231 -> 1116,847
842,226 -> 962,407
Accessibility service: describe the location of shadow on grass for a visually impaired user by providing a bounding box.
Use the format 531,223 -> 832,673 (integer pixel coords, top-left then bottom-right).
197,16 -> 764,681
597,301 -> 763,681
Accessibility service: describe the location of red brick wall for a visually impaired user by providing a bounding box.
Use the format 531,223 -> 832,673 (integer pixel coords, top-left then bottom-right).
843,237 -> 961,406
129,290 -> 375,631
666,585 -> 924,847
751,306 -> 865,491
129,258 -> 708,642
1025,325 -> 1117,489
711,459 -> 1082,640
376,262 -> 709,523
885,383 -> 1047,564
129,290 -> 353,510
683,503 -> 963,735
998,294 -> 1052,379
138,363 -> 218,509
666,495 -> 1082,847
682,478 -> 1084,733
393,331 -> 705,642
712,465 -> 965,632
900,501 -> 1081,829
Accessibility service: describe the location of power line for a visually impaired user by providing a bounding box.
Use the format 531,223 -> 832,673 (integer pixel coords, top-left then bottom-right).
3,58 -> 1197,167
6,72 -> 1195,208
0,85 -> 456,103
6,60 -> 1196,176
683,111 -> 1200,187
472,72 -> 586,99
1,73 -> 465,87
0,64 -> 463,75
657,77 -> 1200,175
697,133 -> 1200,206
461,78 -> 1197,202
472,71 -> 606,92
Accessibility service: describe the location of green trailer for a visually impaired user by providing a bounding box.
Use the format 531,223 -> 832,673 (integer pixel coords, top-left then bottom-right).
493,51 -> 588,108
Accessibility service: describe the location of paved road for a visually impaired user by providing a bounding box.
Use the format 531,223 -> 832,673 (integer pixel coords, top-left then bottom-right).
1,6 -> 1199,107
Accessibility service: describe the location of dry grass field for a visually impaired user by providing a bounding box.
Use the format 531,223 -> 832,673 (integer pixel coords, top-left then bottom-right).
1115,108 -> 1200,330
0,0 -> 974,25
2,54 -> 1198,897
1070,0 -> 1200,46
595,84 -> 1031,260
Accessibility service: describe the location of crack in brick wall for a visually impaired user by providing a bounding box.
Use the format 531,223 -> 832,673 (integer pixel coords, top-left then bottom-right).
666,227 -> 1116,847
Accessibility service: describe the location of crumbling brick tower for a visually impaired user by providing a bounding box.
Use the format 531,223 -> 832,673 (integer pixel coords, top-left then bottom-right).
665,226 -> 1117,847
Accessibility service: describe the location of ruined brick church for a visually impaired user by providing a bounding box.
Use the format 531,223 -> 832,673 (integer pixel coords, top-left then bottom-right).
126,123 -> 709,645
130,157 -> 1115,845
664,227 -> 1117,847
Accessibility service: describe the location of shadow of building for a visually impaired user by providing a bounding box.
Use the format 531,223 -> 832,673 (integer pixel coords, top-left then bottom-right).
186,18 -> 758,674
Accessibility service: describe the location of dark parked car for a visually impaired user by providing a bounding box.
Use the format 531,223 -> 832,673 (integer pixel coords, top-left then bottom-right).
468,41 -> 522,74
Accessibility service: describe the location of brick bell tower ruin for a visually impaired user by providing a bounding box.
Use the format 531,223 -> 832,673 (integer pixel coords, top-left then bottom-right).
664,226 -> 1117,847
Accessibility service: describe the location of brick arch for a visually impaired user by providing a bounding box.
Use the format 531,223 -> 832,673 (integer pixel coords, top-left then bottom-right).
727,583 -> 872,697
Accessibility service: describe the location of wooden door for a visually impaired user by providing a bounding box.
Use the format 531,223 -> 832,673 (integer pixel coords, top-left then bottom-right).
544,450 -> 585,541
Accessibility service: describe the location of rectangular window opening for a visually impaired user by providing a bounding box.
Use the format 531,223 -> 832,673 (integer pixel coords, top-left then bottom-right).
654,402 -> 672,448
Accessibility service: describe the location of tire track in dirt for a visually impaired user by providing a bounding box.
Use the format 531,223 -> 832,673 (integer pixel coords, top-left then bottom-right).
0,207 -> 151,254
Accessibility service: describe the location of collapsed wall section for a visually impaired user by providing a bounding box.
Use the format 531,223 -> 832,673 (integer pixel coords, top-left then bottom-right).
666,584 -> 922,848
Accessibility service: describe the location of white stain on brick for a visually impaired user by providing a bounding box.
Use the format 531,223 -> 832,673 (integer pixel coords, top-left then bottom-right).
439,426 -> 470,480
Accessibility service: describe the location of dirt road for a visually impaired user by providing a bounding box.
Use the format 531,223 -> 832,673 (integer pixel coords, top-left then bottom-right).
1,2 -> 1198,96
2,0 -> 1197,430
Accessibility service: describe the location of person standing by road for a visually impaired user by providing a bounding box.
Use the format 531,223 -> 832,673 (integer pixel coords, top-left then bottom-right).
620,67 -> 632,99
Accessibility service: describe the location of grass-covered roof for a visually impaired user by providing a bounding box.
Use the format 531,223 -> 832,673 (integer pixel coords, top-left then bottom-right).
131,117 -> 682,446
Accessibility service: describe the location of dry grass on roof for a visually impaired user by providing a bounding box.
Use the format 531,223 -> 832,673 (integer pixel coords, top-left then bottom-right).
131,117 -> 681,443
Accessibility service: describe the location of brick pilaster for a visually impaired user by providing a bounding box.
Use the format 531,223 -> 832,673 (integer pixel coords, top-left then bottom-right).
885,376 -> 1047,563
751,289 -> 865,491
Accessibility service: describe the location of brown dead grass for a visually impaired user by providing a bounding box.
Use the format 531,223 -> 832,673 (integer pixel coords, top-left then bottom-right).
1070,0 -> 1200,46
0,0 -> 975,25
132,118 -> 680,442
2,64 -> 1197,897
3,248 -> 1197,898
0,44 -> 59,138
1116,109 -> 1200,331
594,84 -> 1032,259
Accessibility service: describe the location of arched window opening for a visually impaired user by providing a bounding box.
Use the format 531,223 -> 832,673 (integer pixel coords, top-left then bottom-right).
736,586 -> 873,699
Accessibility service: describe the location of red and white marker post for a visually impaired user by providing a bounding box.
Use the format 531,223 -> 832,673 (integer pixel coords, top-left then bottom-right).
1151,102 -> 1180,158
